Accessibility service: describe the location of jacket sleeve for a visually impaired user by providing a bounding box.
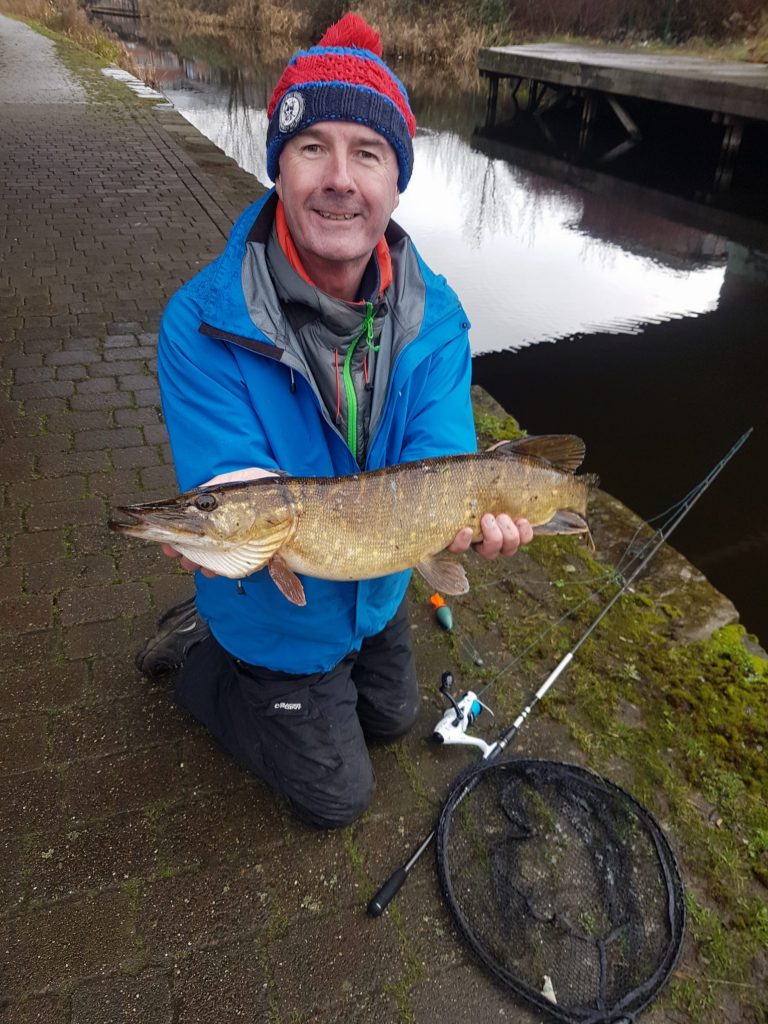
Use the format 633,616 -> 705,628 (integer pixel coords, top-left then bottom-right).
398,326 -> 477,463
157,288 -> 281,492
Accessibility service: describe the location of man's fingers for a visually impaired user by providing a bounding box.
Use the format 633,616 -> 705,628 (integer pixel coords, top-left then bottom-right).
474,515 -> 533,559
161,543 -> 209,575
473,514 -> 505,558
516,518 -> 534,545
449,516 -> 534,559
496,514 -> 521,556
448,526 -> 474,553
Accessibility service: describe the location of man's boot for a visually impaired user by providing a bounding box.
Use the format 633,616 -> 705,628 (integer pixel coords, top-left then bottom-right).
134,595 -> 210,679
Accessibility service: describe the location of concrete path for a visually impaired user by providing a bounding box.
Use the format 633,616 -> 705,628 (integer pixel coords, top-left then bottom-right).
0,16 -> 533,1023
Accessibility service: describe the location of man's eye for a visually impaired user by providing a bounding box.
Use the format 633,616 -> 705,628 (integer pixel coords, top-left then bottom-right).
359,150 -> 377,160
302,144 -> 322,154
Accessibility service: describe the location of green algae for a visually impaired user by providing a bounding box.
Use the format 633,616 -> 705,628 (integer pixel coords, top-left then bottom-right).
473,407 -> 525,446
444,400 -> 768,1021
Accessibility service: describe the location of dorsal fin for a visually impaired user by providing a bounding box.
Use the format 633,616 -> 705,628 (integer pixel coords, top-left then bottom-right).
486,434 -> 586,473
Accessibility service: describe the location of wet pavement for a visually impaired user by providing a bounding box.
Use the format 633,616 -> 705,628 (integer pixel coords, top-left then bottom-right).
0,15 -> 546,1023
1,15 -> 765,1024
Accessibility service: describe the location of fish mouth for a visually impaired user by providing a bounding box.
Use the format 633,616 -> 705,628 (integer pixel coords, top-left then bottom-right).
108,498 -> 206,539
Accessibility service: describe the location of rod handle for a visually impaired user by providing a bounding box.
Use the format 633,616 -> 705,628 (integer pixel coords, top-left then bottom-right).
367,866 -> 408,917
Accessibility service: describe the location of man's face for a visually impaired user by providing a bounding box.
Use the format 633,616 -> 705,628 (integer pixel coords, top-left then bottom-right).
275,121 -> 400,289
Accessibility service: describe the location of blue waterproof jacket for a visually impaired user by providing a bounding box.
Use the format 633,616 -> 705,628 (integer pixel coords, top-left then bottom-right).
158,190 -> 477,672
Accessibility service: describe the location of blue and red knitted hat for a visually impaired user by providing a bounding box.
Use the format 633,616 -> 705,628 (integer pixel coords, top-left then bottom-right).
266,14 -> 416,192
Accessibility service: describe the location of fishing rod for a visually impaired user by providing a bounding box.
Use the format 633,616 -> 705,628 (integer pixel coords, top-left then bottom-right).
367,427 -> 752,917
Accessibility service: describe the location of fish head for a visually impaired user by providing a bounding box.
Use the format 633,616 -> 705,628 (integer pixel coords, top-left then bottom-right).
108,480 -> 297,549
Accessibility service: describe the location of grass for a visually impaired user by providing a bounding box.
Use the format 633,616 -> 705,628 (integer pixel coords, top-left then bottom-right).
4,0 -> 765,97
132,0 -> 768,69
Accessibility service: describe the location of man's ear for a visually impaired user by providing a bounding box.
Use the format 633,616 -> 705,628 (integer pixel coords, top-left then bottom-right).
275,173 -> 282,201
393,188 -> 400,210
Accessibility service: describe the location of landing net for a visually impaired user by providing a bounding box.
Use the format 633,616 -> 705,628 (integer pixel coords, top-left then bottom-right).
436,759 -> 685,1023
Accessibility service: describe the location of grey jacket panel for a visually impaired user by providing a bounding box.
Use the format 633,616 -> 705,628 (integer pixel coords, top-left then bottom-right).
240,213 -> 427,467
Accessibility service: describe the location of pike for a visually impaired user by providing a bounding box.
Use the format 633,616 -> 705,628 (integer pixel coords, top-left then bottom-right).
109,435 -> 598,606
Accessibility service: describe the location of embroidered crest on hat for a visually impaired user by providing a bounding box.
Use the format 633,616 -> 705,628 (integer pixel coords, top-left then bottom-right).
279,92 -> 305,133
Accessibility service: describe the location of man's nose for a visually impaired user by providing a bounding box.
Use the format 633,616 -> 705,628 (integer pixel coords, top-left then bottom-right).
323,151 -> 354,191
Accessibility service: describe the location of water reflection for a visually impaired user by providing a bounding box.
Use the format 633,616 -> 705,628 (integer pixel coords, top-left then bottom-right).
398,138 -> 725,353
161,74 -> 725,354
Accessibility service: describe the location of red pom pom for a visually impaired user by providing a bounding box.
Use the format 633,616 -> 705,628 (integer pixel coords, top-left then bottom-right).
318,13 -> 383,56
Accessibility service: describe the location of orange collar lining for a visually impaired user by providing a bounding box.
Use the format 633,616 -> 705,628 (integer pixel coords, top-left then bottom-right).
275,199 -> 392,301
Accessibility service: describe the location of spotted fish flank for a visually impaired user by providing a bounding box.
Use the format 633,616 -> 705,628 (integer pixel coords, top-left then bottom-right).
109,435 -> 598,607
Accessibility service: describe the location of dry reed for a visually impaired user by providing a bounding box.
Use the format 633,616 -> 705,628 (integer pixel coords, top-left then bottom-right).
141,0 -> 768,68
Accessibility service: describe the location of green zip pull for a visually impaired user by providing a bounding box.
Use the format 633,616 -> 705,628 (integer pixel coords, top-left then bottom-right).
342,302 -> 377,460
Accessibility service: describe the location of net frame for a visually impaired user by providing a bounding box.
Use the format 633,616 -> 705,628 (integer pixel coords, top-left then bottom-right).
435,759 -> 686,1024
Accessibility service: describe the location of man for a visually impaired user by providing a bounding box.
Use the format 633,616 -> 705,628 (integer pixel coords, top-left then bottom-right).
139,13 -> 532,828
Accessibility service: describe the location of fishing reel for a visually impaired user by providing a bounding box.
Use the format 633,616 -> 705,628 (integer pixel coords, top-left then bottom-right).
432,672 -> 496,757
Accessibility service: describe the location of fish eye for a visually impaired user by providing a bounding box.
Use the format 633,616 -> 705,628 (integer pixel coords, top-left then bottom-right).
194,493 -> 218,512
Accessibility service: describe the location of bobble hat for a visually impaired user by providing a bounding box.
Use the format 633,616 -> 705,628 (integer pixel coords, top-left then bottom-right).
266,13 -> 416,192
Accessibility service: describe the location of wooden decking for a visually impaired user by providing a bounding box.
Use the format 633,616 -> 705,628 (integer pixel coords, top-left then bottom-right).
477,43 -> 768,192
478,43 -> 768,122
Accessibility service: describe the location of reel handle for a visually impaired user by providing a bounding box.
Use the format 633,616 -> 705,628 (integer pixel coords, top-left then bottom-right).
439,671 -> 462,719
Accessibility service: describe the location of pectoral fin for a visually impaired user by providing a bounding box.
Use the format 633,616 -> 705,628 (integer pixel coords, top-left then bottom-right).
533,510 -> 595,550
416,554 -> 469,596
268,553 -> 306,606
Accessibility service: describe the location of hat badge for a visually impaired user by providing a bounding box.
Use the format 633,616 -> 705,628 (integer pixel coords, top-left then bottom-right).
279,92 -> 305,133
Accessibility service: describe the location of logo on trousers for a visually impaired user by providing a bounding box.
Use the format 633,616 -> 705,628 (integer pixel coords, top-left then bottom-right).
273,701 -> 303,711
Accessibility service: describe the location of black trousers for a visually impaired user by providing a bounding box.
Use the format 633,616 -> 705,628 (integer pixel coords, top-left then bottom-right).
174,599 -> 419,829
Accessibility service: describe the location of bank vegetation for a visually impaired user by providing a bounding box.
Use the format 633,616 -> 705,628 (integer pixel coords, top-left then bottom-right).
0,0 -> 133,65
1,0 -> 767,73
142,0 -> 768,64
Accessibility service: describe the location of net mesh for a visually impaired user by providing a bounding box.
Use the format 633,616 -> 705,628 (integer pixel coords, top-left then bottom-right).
436,760 -> 685,1024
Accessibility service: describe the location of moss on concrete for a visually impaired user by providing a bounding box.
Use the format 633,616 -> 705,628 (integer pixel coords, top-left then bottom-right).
406,392 -> 768,1022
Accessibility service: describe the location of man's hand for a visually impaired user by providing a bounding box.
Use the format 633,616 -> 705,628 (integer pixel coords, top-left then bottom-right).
448,514 -> 533,560
162,467 -> 279,577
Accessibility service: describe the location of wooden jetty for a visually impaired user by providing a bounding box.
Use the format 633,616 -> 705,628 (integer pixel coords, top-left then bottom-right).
477,43 -> 768,190
85,0 -> 140,17
479,44 -> 768,122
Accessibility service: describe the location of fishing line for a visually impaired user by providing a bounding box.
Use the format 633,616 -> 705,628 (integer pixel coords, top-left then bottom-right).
368,427 -> 752,919
465,468 -> 712,616
450,531 -> 653,683
472,431 -> 751,702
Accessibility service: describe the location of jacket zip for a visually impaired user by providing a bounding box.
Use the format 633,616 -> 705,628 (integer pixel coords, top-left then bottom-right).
199,302 -> 466,468
341,301 -> 377,461
199,319 -> 357,468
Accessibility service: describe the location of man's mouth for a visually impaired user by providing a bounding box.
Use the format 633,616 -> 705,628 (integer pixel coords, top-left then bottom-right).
315,211 -> 358,221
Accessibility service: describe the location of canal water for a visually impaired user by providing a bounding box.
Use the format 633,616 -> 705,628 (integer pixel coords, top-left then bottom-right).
108,20 -> 767,640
